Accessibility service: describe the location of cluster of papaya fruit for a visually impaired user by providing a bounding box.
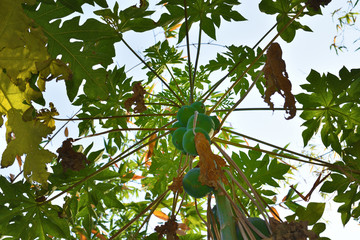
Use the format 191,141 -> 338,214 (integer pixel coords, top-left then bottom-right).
171,101 -> 220,156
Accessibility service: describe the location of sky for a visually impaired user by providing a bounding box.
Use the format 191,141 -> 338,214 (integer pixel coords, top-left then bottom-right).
1,0 -> 360,239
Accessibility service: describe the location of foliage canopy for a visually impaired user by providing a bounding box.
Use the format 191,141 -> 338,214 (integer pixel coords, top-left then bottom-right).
0,0 -> 359,239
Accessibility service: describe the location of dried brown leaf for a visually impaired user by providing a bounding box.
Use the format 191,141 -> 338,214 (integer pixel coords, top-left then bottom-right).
64,127 -> 69,137
124,82 -> 147,113
56,138 -> 90,172
145,133 -> 157,161
263,42 -> 296,119
168,175 -> 184,194
195,132 -> 227,190
307,0 -> 331,11
269,218 -> 318,240
155,217 -> 179,240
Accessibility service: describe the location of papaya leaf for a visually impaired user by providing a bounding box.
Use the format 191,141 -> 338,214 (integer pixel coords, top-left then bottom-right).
0,72 -> 31,121
296,202 -> 325,225
0,176 -> 71,239
296,67 -> 360,150
25,1 -> 120,101
157,0 -> 245,43
258,0 -> 315,42
94,1 -> 156,33
1,108 -> 55,187
205,45 -> 266,96
0,0 -> 49,81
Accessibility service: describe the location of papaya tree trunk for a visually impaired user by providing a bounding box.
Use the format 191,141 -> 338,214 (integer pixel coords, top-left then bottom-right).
214,183 -> 237,240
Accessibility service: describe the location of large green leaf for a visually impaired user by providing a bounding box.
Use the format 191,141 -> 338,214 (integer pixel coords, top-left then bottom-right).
296,67 -> 360,150
158,0 -> 245,43
258,0 -> 313,42
0,176 -> 71,239
25,1 -> 120,101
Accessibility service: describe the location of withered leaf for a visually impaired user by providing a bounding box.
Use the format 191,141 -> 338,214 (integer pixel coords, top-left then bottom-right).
124,82 -> 147,113
56,138 -> 90,172
145,133 -> 157,161
307,0 -> 331,11
269,218 -> 318,240
155,217 -> 179,240
194,132 -> 227,190
263,42 -> 296,119
36,102 -> 59,130
168,175 -> 184,194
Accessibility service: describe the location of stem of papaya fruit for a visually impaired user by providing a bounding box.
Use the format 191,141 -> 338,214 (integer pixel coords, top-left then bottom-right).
214,182 -> 237,240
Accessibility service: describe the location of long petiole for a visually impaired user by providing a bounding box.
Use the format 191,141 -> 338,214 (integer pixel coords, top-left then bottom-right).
183,0 -> 193,104
213,137 -> 330,168
214,107 -> 327,112
146,91 -> 181,107
122,38 -> 185,105
54,112 -> 176,121
73,127 -> 176,142
220,128 -> 335,168
191,21 -> 203,96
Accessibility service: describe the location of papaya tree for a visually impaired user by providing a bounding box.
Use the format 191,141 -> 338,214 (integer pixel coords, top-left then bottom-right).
0,0 -> 359,239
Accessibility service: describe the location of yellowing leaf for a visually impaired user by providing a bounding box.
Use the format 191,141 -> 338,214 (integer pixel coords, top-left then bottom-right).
1,108 -> 55,187
131,174 -> 145,180
153,210 -> 169,221
145,133 -> 157,161
0,0 -> 49,81
0,72 -> 30,117
269,207 -> 281,222
36,59 -> 73,83
36,102 -> 59,130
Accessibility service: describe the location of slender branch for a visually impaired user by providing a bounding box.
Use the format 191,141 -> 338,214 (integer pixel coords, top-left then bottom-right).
177,41 -> 227,49
214,107 -> 327,112
73,128 -> 176,142
183,0 -> 193,104
213,137 -> 330,168
145,102 -> 179,107
225,169 -> 270,223
54,112 -> 176,121
195,199 -> 208,226
207,6 -> 307,112
220,129 -> 334,167
252,23 -> 278,49
44,109 -> 81,147
191,21 -> 203,96
122,38 -> 185,105
216,183 -> 261,240
146,91 -> 181,107
109,189 -> 170,240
